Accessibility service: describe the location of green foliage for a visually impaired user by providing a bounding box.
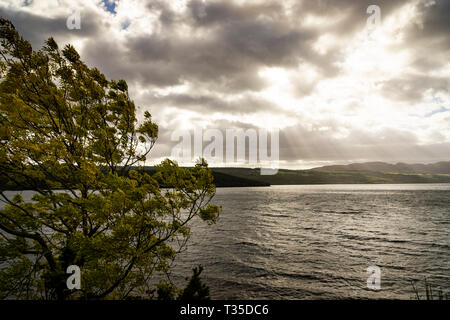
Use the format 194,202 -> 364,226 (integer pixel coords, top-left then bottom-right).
154,265 -> 210,301
0,19 -> 220,300
156,280 -> 178,300
178,265 -> 210,300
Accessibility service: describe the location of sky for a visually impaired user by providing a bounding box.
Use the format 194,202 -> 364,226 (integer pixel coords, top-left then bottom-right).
1,0 -> 449,169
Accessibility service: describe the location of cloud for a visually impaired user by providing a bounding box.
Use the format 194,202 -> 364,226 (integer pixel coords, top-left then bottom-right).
401,0 -> 450,72
377,75 -> 450,102
0,6 -> 103,49
1,0 -> 449,167
277,124 -> 450,164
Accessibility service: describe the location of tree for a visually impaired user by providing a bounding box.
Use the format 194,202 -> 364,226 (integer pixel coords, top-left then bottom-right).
154,266 -> 210,301
178,265 -> 210,300
0,18 -> 220,300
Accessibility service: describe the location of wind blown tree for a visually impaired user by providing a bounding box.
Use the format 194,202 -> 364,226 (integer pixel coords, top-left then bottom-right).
0,19 -> 220,300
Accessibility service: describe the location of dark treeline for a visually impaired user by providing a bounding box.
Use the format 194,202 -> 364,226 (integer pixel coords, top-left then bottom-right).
0,165 -> 269,191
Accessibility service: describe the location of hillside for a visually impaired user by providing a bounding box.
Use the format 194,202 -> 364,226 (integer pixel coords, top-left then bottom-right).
312,161 -> 450,174
211,166 -> 450,185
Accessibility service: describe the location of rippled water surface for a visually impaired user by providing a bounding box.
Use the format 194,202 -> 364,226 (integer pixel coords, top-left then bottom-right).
173,184 -> 450,299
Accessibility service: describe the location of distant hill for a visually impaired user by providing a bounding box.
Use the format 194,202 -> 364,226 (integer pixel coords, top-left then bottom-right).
312,161 -> 450,174
211,165 -> 450,185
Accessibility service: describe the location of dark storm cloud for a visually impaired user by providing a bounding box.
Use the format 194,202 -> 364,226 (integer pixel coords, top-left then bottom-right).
82,37 -> 183,87
187,0 -> 283,26
128,35 -> 172,62
144,92 -> 283,114
34,0 -> 397,94
294,0 -> 410,34
401,0 -> 450,72
79,0 -> 330,91
145,1 -> 178,26
92,0 -> 412,93
3,0 -> 447,95
408,0 -> 450,42
119,20 -> 313,89
0,7 -> 102,49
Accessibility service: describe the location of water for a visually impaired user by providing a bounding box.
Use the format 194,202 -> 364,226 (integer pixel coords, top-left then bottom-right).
172,184 -> 450,299
2,184 -> 449,299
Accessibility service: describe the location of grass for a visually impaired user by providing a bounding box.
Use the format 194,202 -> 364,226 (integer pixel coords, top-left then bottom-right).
411,278 -> 449,300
